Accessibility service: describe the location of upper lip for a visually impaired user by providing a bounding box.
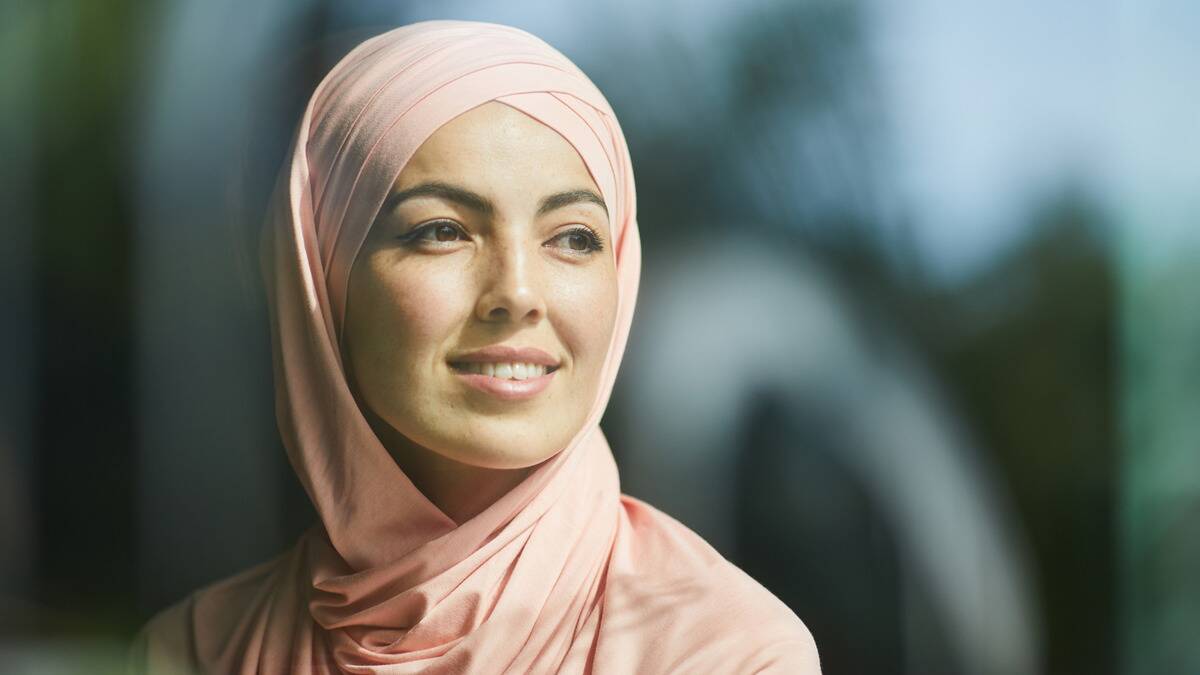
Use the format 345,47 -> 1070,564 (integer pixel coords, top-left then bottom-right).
448,345 -> 561,367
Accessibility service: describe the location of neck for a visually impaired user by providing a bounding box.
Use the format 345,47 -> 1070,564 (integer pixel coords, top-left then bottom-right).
363,410 -> 536,525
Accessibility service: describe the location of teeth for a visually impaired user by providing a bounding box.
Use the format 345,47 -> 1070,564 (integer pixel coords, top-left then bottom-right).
458,362 -> 548,380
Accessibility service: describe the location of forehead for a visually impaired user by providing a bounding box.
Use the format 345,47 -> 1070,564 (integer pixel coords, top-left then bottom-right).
397,101 -> 603,198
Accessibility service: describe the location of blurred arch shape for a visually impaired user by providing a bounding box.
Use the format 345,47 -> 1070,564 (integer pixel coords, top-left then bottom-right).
613,232 -> 1041,675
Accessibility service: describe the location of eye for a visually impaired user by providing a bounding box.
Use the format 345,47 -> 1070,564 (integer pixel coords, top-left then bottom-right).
401,220 -> 468,245
548,226 -> 605,255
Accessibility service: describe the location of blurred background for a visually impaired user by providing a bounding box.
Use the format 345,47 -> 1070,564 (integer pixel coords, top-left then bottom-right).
1,0 -> 1196,673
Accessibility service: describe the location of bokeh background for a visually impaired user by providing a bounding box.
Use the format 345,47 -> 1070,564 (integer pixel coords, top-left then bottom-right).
1,0 -> 1197,673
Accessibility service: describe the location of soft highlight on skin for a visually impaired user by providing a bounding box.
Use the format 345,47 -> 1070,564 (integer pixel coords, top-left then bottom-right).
342,101 -> 619,524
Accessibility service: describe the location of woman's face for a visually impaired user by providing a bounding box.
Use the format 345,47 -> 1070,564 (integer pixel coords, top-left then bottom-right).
344,101 -> 618,471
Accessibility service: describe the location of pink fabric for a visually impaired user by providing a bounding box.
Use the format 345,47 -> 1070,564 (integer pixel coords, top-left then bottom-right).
131,19 -> 820,674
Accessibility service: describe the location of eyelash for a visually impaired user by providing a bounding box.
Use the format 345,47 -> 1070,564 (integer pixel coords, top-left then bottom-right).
399,220 -> 605,255
554,225 -> 605,254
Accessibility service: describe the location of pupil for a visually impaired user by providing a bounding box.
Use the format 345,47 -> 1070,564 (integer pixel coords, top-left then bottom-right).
436,225 -> 456,242
570,233 -> 586,250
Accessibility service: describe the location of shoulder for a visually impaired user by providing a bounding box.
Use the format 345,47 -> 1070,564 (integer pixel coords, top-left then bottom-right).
608,494 -> 822,673
127,551 -> 290,675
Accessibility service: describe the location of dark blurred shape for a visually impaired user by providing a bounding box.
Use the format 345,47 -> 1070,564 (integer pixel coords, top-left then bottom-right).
909,191 -> 1116,675
0,0 -> 37,634
3,0 -> 144,643
131,0 -> 322,615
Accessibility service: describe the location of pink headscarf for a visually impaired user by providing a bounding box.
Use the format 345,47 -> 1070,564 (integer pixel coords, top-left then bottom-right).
131,19 -> 820,674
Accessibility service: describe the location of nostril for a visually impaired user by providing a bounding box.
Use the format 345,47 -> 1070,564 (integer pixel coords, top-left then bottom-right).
478,289 -> 544,323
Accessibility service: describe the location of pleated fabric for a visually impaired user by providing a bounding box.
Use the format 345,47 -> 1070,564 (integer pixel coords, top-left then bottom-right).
130,19 -> 820,674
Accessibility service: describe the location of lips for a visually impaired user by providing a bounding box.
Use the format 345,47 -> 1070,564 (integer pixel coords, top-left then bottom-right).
449,362 -> 557,401
446,344 -> 560,368
446,344 -> 562,401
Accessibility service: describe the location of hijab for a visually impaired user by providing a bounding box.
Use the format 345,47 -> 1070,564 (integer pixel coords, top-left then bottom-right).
130,19 -> 820,674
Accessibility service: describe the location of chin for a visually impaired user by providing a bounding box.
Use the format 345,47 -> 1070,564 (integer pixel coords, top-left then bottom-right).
439,432 -> 562,471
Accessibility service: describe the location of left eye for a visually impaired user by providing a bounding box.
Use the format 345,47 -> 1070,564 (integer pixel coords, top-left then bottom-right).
560,232 -> 590,250
549,227 -> 602,253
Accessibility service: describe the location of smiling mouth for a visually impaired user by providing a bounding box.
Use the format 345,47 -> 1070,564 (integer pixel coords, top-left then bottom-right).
448,361 -> 561,380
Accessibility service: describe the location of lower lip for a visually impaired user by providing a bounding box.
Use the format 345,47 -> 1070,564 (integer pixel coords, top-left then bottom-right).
451,366 -> 557,400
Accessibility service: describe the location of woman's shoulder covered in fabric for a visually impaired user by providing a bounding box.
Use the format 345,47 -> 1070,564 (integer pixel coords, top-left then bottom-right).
611,493 -> 822,673
126,549 -> 292,675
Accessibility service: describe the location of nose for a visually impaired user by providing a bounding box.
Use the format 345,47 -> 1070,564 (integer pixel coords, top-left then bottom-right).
474,237 -> 546,325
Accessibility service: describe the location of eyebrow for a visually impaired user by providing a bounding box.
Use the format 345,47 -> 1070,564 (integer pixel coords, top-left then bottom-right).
380,180 -> 609,220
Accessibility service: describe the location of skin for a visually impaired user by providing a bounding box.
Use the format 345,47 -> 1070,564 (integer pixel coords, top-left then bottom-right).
342,101 -> 619,524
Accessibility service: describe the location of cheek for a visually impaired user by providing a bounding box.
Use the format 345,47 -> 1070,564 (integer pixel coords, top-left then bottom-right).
352,259 -> 473,370
550,266 -> 619,368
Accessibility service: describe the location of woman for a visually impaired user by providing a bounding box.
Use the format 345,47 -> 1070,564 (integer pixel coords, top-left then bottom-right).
129,19 -> 821,674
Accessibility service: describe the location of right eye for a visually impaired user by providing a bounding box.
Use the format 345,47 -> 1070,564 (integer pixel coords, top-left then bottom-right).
403,220 -> 468,245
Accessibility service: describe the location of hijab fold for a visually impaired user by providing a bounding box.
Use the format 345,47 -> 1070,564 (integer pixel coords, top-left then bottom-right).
131,19 -> 820,674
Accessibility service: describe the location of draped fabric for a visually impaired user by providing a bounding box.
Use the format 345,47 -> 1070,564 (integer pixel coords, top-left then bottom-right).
130,20 -> 820,674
